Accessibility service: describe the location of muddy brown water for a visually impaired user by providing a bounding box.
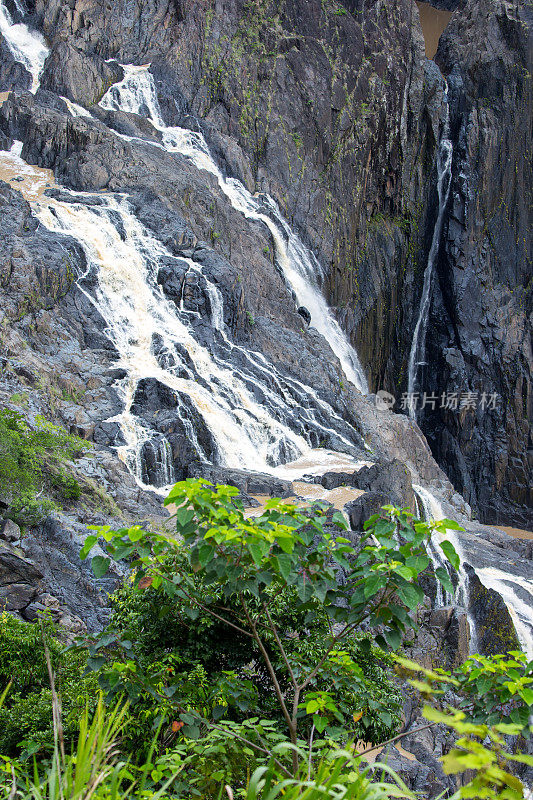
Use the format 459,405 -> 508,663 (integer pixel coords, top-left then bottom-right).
497,525 -> 533,541
416,1 -> 452,59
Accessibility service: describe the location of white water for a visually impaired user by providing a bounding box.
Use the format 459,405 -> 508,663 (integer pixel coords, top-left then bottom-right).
407,97 -> 453,417
415,486 -> 533,658
34,191 -> 363,486
475,567 -> 533,660
99,65 -> 368,394
414,485 -> 472,615
0,0 -> 48,91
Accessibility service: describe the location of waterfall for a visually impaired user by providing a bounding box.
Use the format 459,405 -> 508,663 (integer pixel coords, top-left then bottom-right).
407,95 -> 453,418
415,485 -> 533,659
0,0 -> 48,91
33,190 -> 363,486
474,568 -> 533,661
99,65 -> 369,394
414,485 -> 473,619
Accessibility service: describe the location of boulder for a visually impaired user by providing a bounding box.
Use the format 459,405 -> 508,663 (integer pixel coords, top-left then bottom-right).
187,463 -> 293,498
344,492 -> 389,531
0,519 -> 21,542
0,582 -> 37,611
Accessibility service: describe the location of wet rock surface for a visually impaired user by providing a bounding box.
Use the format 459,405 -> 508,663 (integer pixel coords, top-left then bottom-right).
0,7 -> 531,795
421,0 -> 533,527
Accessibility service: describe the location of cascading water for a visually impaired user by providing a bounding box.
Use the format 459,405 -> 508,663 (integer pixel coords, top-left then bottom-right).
0,0 -> 48,92
2,8 -> 533,665
474,568 -> 533,661
415,485 -> 533,658
34,191 -> 362,485
414,485 -> 475,635
407,93 -> 453,418
99,65 -> 369,394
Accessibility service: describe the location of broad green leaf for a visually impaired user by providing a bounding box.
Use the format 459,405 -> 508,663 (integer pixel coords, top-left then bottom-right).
438,518 -> 464,531
439,539 -> 460,570
313,715 -> 329,733
91,555 -> 111,578
435,566 -> 454,595
363,573 -> 386,599
405,554 -> 430,573
331,511 -> 348,530
274,553 -> 293,582
396,582 -> 423,609
384,628 -> 402,651
518,687 -> 533,706
128,526 -> 144,542
247,541 -> 264,567
175,508 -> 195,528
80,535 -> 98,560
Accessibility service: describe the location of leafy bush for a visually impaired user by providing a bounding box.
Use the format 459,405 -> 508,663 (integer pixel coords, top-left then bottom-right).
102,571 -> 402,749
395,652 -> 533,735
0,613 -> 97,755
80,478 -> 460,775
0,408 -> 89,525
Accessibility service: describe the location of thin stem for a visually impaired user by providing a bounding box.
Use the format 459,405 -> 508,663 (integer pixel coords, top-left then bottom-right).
262,602 -> 298,690
240,598 -> 292,732
299,621 -> 357,692
240,596 -> 299,774
358,722 -> 437,758
307,723 -> 316,782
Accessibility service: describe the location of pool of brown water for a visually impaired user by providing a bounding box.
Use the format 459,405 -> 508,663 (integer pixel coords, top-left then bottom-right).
415,1 -> 452,59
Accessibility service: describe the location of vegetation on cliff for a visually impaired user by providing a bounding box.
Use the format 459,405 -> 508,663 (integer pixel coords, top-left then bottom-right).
0,481 -> 531,798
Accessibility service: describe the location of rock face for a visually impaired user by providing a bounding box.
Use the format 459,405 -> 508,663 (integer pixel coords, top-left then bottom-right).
422,0 -> 533,527
0,0 -> 530,637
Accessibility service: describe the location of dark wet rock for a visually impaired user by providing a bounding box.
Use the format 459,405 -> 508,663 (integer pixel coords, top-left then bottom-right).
0,128 -> 11,150
465,568 -> 520,655
0,33 -> 32,91
187,463 -> 294,499
0,518 -> 21,542
130,378 -> 218,482
418,0 -> 533,527
327,459 -> 415,509
345,492 -> 389,531
297,306 -> 311,325
156,259 -> 188,303
429,605 -> 470,668
40,43 -> 123,107
0,539 -> 43,586
315,471 -> 359,490
20,515 -> 124,632
93,420 -> 126,448
0,582 -> 37,610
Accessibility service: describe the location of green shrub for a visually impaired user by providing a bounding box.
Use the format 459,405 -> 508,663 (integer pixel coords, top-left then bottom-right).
80,479 -> 460,776
0,408 -> 89,525
0,613 -> 97,755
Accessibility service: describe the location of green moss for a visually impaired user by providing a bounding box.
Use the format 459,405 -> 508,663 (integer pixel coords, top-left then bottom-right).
0,408 -> 91,526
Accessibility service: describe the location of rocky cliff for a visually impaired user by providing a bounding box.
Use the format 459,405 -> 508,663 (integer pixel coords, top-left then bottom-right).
0,0 -> 531,644
1,0 -> 530,526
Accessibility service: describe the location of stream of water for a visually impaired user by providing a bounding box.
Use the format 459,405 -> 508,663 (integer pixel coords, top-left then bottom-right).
1,4 -> 531,659
407,95 -> 452,419
0,0 -> 47,91
415,486 -> 533,658
98,65 -> 369,395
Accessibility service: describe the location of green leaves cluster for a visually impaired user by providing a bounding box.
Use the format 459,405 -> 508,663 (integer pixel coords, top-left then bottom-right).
423,706 -> 533,800
0,408 -> 90,526
0,612 -> 98,756
81,479 -> 460,773
395,652 -> 533,734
